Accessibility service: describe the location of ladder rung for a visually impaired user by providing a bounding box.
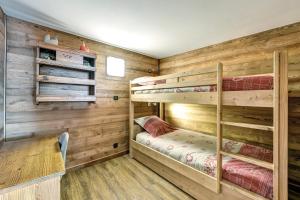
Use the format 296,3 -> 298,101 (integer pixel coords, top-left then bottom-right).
220,151 -> 273,170
221,121 -> 273,131
220,180 -> 269,200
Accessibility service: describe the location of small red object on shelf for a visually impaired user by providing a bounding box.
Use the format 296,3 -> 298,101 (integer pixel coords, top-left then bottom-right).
80,41 -> 90,52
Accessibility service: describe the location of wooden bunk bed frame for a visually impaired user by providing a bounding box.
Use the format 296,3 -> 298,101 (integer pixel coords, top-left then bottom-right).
129,51 -> 288,200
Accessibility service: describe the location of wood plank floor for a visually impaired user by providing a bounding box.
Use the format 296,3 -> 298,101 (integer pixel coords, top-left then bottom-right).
61,155 -> 194,200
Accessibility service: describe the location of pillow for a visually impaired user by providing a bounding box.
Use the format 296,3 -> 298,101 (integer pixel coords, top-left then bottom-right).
132,76 -> 152,85
135,116 -> 177,137
132,76 -> 166,86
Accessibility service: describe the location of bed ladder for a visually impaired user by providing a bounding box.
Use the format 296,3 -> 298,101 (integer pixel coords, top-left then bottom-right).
216,51 -> 288,200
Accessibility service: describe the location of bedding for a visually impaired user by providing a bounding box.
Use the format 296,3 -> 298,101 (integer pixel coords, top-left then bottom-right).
136,129 -> 273,199
133,76 -> 166,86
134,75 -> 273,94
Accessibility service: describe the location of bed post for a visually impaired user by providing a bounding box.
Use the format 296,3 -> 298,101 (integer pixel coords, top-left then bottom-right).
279,50 -> 288,200
159,103 -> 165,120
129,81 -> 134,158
216,63 -> 223,193
273,50 -> 288,200
273,51 -> 280,200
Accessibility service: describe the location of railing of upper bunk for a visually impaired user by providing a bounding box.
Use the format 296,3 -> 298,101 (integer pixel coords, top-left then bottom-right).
129,50 -> 288,200
130,66 -> 274,108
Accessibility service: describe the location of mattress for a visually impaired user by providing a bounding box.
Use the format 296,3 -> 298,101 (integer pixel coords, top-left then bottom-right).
136,129 -> 273,199
134,75 -> 273,94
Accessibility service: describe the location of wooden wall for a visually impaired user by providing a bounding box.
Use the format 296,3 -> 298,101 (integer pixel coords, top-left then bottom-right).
5,16 -> 158,169
0,8 -> 5,145
159,22 -> 300,199
5,12 -> 299,198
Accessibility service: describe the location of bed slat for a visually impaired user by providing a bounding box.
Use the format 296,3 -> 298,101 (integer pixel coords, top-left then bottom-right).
220,121 -> 273,131
220,151 -> 273,170
220,180 -> 269,200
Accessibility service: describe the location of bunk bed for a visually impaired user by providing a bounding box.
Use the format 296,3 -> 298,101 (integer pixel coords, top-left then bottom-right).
129,51 -> 288,200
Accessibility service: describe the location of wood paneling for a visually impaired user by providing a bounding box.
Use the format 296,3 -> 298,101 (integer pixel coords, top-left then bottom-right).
159,21 -> 300,199
5,16 -> 158,169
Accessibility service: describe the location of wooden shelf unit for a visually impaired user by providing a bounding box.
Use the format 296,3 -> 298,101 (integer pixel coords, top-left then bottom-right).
129,50 -> 289,200
36,42 -> 97,103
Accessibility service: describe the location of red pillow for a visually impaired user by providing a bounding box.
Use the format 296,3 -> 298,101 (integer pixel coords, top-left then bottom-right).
135,116 -> 177,137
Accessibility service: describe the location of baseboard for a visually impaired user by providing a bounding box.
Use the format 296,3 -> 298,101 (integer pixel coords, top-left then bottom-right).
66,150 -> 129,172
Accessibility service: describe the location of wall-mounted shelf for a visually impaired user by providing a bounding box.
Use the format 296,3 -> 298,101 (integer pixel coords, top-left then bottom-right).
36,58 -> 96,72
38,42 -> 97,59
36,42 -> 97,103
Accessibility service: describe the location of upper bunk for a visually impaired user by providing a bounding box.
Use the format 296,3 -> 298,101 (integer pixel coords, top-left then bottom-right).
130,51 -> 291,108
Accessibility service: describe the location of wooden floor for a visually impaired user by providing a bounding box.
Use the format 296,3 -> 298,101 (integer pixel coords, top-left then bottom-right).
61,155 -> 194,200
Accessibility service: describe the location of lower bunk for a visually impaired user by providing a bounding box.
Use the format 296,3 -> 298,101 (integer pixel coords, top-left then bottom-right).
130,128 -> 273,200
